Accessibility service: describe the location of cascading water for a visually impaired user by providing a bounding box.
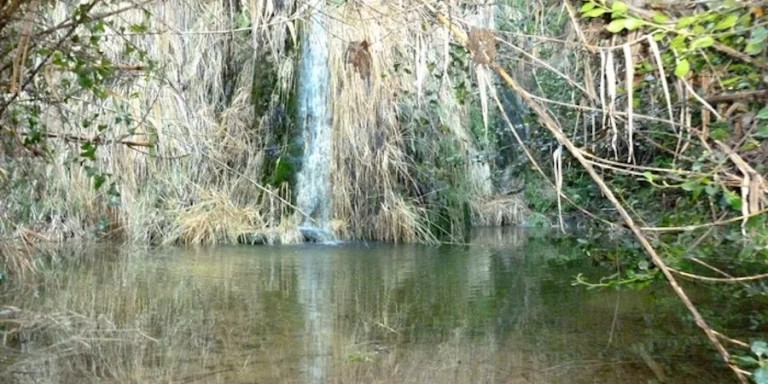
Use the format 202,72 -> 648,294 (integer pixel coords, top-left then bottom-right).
295,0 -> 334,242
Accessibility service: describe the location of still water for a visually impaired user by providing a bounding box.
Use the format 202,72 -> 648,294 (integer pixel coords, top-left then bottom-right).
1,228 -> 734,383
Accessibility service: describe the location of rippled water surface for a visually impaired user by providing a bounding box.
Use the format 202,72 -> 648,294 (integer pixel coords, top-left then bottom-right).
1,229 -> 737,383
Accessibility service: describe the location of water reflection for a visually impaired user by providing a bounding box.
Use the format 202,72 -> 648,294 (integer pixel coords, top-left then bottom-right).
298,247 -> 333,384
0,228 -> 736,383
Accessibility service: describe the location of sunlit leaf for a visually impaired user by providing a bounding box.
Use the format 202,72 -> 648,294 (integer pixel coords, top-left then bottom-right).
690,36 -> 714,49
580,2 -> 596,13
746,42 -> 764,55
715,14 -> 738,30
755,367 -> 768,384
611,1 -> 629,15
752,341 -> 768,357
725,190 -> 742,211
674,59 -> 690,78
652,12 -> 669,24
670,35 -> 687,51
676,16 -> 697,28
625,18 -> 643,30
582,8 -> 607,18
606,19 -> 627,33
643,171 -> 655,183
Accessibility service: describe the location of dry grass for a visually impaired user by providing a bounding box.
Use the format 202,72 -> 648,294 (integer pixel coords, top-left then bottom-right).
0,239 -> 37,281
2,0 -> 302,246
167,189 -> 263,245
471,195 -> 529,227
326,1 -> 515,243
1,0 -> 543,251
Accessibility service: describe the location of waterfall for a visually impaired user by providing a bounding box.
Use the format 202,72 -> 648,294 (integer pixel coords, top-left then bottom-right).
295,1 -> 334,242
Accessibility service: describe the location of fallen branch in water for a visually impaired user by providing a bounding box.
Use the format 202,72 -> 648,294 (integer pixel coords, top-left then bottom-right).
669,268 -> 768,283
639,209 -> 768,233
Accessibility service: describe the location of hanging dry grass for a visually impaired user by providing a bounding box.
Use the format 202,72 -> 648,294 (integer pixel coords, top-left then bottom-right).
1,0 -> 310,246
325,1 -> 517,242
327,1 -> 432,242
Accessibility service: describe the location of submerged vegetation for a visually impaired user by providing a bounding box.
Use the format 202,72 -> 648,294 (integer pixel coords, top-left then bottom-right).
0,0 -> 767,381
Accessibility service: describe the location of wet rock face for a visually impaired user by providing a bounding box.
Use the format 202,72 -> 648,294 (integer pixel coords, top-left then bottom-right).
299,226 -> 335,243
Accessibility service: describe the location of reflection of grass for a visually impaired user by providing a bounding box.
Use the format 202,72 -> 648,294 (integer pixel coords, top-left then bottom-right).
0,246 -> 305,384
1,242 -> 736,384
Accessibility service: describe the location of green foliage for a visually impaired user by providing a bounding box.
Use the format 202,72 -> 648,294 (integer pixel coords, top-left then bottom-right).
580,0 -> 766,81
731,340 -> 768,383
1,1 -> 156,230
553,0 -> 768,294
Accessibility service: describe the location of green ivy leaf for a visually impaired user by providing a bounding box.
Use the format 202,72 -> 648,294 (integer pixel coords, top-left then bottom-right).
757,107 -> 768,120
93,173 -> 106,190
84,165 -> 98,178
80,141 -> 97,161
107,182 -> 121,201
674,59 -> 690,78
690,36 -> 714,49
77,72 -> 94,89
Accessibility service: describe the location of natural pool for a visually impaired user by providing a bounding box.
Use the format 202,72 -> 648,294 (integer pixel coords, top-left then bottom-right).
0,228 -> 738,383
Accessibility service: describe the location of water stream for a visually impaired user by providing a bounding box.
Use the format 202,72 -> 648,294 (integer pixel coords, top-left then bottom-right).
295,0 -> 333,241
0,228 -> 745,384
